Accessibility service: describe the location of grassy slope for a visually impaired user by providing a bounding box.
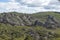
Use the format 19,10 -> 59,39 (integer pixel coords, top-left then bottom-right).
0,23 -> 60,40
32,12 -> 60,40
0,12 -> 60,40
31,12 -> 60,22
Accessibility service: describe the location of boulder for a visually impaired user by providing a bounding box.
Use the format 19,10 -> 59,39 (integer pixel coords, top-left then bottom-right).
33,20 -> 43,26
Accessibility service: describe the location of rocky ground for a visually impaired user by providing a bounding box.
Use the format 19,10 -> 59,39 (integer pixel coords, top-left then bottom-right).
0,12 -> 60,40
0,12 -> 60,29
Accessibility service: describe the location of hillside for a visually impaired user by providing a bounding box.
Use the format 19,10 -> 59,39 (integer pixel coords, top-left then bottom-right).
0,12 -> 36,26
0,12 -> 60,40
32,12 -> 60,22
0,12 -> 60,28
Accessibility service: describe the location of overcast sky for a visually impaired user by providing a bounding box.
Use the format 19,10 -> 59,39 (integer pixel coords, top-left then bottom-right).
0,0 -> 60,13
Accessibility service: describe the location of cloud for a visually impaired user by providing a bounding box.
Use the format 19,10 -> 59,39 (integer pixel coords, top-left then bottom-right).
0,0 -> 60,13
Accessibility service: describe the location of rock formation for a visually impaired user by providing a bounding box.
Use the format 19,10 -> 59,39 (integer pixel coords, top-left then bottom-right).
0,13 -> 35,26
0,13 -> 60,29
44,15 -> 60,29
33,20 -> 43,26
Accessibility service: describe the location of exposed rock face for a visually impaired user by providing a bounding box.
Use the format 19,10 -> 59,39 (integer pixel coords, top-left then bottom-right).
33,20 -> 43,26
0,13 -> 36,26
0,13 -> 60,29
32,15 -> 60,29
44,15 -> 60,29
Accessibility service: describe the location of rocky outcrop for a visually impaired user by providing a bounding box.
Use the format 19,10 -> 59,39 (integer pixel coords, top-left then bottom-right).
0,13 -> 36,26
33,20 -> 43,26
0,13 -> 60,29
32,15 -> 60,29
44,15 -> 60,29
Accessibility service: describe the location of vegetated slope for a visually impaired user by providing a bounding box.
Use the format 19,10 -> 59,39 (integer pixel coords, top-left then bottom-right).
32,12 -> 60,22
0,12 -> 60,40
0,12 -> 60,28
0,23 -> 60,40
32,12 -> 60,28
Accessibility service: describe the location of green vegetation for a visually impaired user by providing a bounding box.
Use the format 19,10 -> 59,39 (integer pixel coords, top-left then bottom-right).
0,23 -> 60,40
0,12 -> 60,40
31,12 -> 60,22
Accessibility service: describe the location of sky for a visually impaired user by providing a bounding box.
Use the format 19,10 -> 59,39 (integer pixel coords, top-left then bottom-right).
0,0 -> 60,13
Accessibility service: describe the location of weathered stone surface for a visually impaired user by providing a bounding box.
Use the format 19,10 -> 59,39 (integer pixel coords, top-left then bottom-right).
0,13 -> 60,29
33,20 -> 43,26
0,13 -> 35,26
44,15 -> 60,29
